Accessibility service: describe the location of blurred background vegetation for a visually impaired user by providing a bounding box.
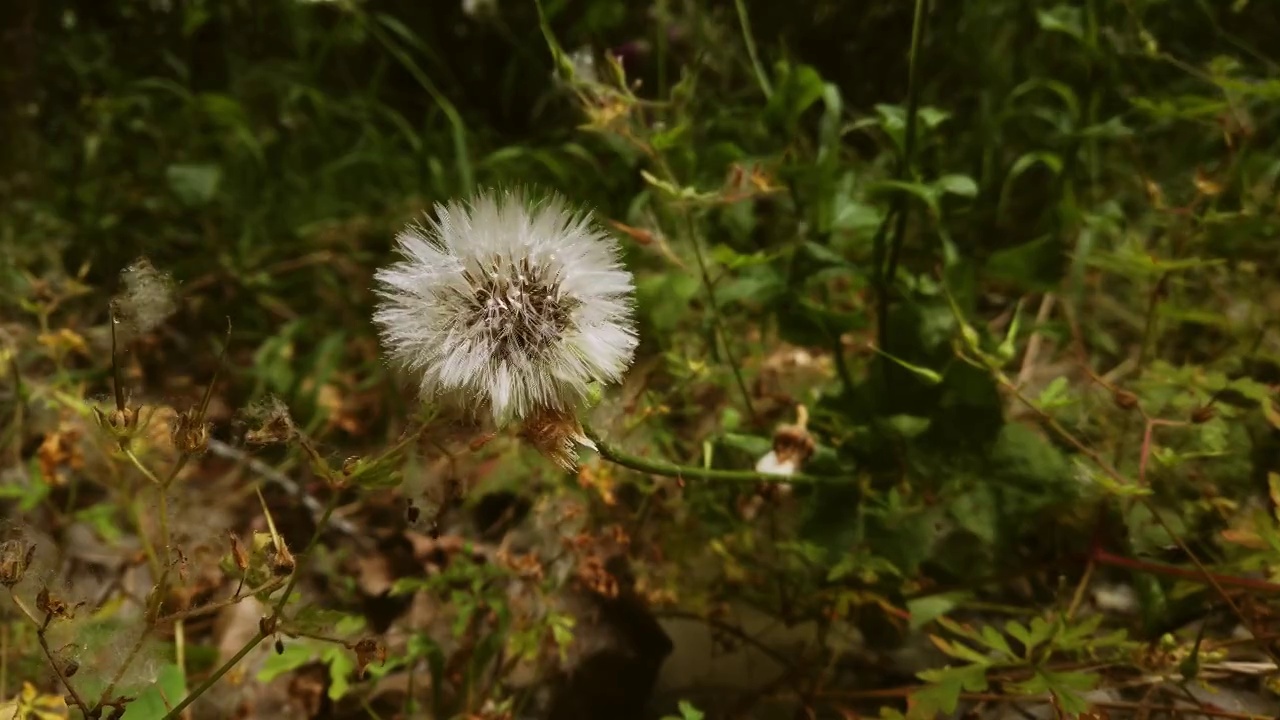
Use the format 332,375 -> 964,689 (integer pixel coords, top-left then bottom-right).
5,0 -> 1280,718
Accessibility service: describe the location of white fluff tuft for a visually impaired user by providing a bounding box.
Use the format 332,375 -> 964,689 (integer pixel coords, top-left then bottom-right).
373,188 -> 638,425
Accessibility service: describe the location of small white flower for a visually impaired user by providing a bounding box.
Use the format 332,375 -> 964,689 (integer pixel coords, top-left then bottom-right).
373,188 -> 637,425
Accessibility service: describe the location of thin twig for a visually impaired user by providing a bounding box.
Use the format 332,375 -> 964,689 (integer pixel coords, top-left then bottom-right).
205,438 -> 362,539
583,424 -> 848,485
682,213 -> 759,422
7,590 -> 91,715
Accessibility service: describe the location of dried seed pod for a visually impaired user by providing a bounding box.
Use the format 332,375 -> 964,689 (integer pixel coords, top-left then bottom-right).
93,404 -> 144,445
1112,389 -> 1140,411
243,397 -> 295,446
268,541 -> 296,577
519,407 -> 596,471
353,638 -> 386,678
228,532 -> 249,573
1191,405 -> 1217,424
170,410 -> 211,455
0,539 -> 36,588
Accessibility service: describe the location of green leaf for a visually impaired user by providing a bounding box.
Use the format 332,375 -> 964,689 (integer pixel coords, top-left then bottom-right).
888,415 -> 932,439
120,664 -> 187,719
1126,503 -> 1188,555
165,163 -> 222,206
911,664 -> 988,719
1010,670 -> 1098,714
323,645 -> 357,700
950,487 -> 998,544
258,642 -> 318,683
1036,5 -> 1084,39
73,503 -> 124,543
985,236 -> 1064,292
907,592 -> 970,631
1036,377 -> 1073,409
979,624 -> 1017,660
767,62 -> 827,131
935,174 -> 979,198
664,700 -> 705,720
866,179 -> 941,218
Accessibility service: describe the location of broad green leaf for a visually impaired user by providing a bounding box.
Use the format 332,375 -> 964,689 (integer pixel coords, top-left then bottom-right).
985,236 -> 1064,291
165,163 -> 222,206
258,642 -> 318,683
119,665 -> 187,720
1036,5 -> 1083,39
935,174 -> 979,198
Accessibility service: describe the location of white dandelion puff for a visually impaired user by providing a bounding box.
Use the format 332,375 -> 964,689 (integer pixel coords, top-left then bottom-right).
373,188 -> 638,426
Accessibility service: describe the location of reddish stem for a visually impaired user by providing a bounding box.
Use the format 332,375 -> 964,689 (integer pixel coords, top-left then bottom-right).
1093,549 -> 1280,594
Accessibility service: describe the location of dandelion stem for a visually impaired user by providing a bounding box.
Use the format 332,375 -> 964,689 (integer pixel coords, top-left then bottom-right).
582,425 -> 848,485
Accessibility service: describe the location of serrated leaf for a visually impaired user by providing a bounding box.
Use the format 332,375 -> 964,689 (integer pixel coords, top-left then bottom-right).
980,624 -> 1017,659
907,592 -> 970,631
911,664 -> 988,719
928,635 -> 992,664
323,645 -> 356,699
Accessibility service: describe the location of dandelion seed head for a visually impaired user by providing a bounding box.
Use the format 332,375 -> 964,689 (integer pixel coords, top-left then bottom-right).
373,188 -> 637,425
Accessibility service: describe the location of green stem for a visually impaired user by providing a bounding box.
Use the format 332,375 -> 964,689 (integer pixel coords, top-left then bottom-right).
882,0 -> 929,286
122,447 -> 162,486
273,491 -> 341,616
733,0 -> 773,99
682,213 -> 759,422
583,425 -> 849,485
158,486 -> 344,718
131,496 -> 162,580
159,632 -> 265,720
